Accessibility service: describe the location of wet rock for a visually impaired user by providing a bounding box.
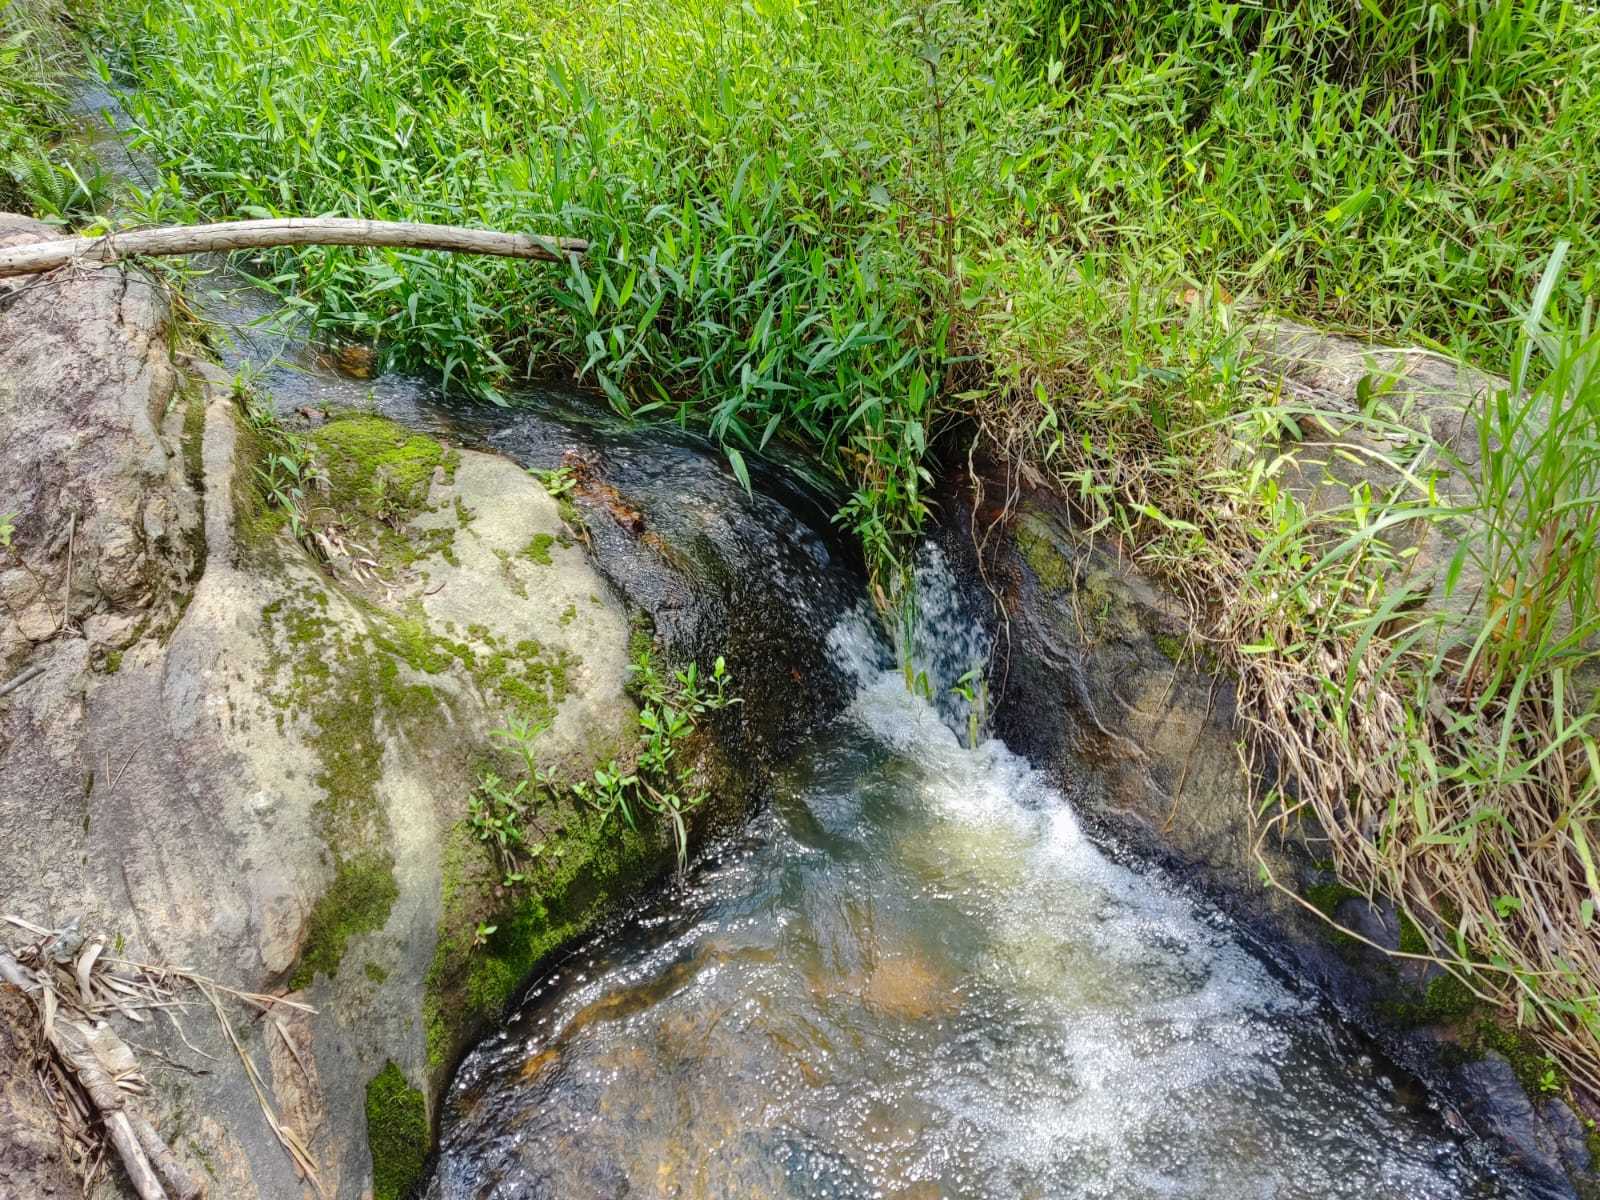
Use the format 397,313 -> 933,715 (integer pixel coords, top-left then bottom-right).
488,405 -> 865,772
1246,318 -> 1513,626
0,260 -> 715,1197
1539,1098 -> 1595,1184
1,232 -> 859,1198
858,953 -> 955,1020
1334,895 -> 1401,952
1453,1054 -> 1580,1200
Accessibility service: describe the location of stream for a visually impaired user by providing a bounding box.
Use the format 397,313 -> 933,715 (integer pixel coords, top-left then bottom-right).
427,565 -> 1526,1200
64,86 -> 1537,1200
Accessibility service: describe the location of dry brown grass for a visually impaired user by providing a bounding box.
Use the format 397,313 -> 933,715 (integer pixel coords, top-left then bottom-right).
959,263 -> 1600,1100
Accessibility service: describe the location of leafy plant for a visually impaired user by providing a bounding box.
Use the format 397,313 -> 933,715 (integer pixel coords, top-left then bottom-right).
534,466 -> 575,499
1232,250 -> 1600,1095
236,376 -> 323,537
0,0 -> 72,193
951,667 -> 986,750
466,716 -> 559,886
575,643 -> 739,870
0,512 -> 14,549
8,151 -> 116,225
471,644 -> 738,880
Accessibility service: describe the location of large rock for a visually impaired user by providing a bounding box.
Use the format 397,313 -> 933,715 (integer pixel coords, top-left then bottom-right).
0,214 -> 201,676
0,229 -> 746,1197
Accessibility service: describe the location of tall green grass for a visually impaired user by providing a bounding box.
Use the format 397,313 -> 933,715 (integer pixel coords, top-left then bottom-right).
91,0 -> 1600,586
96,0 -> 957,589
0,0 -> 75,209
1235,258 -> 1600,1094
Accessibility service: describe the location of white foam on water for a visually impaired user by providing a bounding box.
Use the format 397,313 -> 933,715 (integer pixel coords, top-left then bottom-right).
438,543 -> 1518,1200
826,549 -> 1347,1196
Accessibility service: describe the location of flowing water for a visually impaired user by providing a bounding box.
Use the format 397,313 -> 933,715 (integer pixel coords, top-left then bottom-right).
430,556 -> 1529,1200
62,88 -> 1535,1199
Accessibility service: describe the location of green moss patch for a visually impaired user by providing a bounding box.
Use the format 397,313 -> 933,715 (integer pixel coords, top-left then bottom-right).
296,414 -> 468,573
1472,1018 -> 1564,1096
290,851 -> 399,991
1384,970 -> 1478,1028
1014,515 -> 1071,593
364,1061 -> 427,1200
1304,880 -> 1365,919
520,532 -> 556,565
423,810 -> 663,1075
181,385 -> 207,493
311,414 -> 455,524
1153,632 -> 1185,663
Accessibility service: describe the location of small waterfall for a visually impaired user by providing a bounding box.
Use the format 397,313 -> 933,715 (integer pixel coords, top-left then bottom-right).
433,546 -> 1528,1200
829,545 -> 993,747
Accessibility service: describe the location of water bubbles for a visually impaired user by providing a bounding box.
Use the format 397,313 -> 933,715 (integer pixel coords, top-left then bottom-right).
435,548 -> 1528,1200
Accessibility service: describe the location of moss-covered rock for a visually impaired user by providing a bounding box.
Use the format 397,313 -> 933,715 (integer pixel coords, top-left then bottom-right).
1014,514 -> 1071,593
310,413 -> 456,523
422,810 -> 666,1074
364,1062 -> 427,1200
3,385 -> 656,1198
289,851 -> 399,991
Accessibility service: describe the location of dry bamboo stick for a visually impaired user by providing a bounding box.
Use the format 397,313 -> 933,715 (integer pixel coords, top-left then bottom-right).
0,217 -> 588,279
131,1113 -> 206,1200
53,1029 -> 167,1200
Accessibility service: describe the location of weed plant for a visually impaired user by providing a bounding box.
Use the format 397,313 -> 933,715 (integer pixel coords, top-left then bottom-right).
0,0 -> 79,211
470,642 -> 737,879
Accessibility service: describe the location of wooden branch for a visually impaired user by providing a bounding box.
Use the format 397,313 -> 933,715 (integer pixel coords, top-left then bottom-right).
0,663 -> 45,699
0,217 -> 588,278
53,1022 -> 168,1200
132,1113 -> 207,1200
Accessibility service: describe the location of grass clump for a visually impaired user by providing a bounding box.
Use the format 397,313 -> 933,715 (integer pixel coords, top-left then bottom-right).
0,0 -> 114,222
364,1061 -> 427,1200
1239,274 -> 1600,1097
93,0 -> 1600,595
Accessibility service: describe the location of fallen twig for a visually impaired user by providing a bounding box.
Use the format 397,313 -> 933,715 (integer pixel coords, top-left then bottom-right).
4,914 -> 321,1199
0,662 -> 46,698
0,217 -> 588,279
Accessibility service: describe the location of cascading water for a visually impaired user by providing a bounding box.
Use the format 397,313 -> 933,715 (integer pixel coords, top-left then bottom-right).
429,551 -> 1528,1200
